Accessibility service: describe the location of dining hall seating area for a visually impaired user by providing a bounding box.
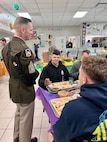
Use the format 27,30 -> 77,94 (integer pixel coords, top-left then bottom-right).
0,46 -> 106,142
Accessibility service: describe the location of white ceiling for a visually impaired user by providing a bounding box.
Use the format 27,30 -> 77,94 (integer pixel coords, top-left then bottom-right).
0,0 -> 107,30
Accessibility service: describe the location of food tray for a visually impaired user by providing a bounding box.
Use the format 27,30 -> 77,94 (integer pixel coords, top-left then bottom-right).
50,97 -> 73,117
47,81 -> 79,93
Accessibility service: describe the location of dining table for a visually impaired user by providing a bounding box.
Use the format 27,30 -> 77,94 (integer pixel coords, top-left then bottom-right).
36,87 -> 59,132
36,83 -> 80,133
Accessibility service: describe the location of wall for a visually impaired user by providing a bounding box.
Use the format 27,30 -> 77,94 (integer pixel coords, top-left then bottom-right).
0,25 -> 82,60
0,29 -> 13,39
25,26 -> 81,59
26,26 -> 81,59
36,26 -> 81,47
36,26 -> 81,37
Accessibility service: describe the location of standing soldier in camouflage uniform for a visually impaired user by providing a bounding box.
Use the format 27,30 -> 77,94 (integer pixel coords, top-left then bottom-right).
2,17 -> 39,142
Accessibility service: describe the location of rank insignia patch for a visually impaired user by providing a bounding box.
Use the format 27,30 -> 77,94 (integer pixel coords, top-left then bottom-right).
25,49 -> 31,57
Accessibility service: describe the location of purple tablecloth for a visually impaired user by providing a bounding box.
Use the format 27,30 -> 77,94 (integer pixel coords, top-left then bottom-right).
36,87 -> 59,132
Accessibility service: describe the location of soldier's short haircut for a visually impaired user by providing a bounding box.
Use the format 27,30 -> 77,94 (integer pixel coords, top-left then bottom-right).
14,17 -> 32,30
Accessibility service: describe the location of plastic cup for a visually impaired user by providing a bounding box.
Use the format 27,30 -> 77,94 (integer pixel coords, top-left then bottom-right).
69,77 -> 73,85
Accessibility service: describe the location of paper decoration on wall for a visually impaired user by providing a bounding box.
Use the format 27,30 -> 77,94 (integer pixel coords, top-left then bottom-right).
9,23 -> 14,29
13,3 -> 19,10
87,23 -> 90,27
48,34 -> 53,39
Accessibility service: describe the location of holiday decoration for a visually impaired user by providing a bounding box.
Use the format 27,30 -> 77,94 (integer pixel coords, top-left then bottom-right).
13,3 -> 19,10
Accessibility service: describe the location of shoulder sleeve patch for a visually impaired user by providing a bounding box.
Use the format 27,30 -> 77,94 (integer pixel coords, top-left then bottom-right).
25,49 -> 31,57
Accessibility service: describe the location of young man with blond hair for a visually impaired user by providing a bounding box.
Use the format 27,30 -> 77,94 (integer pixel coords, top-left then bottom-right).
53,56 -> 107,142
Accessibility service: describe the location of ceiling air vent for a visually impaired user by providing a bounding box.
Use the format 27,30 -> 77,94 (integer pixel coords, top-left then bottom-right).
95,3 -> 107,8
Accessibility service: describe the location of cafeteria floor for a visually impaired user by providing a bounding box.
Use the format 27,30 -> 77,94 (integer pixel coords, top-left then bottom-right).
0,75 -> 52,142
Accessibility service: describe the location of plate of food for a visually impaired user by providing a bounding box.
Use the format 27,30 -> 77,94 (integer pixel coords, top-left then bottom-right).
57,90 -> 68,97
47,81 -> 79,93
47,86 -> 60,93
50,97 -> 73,117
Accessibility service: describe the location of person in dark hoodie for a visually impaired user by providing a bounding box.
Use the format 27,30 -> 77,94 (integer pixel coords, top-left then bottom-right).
53,56 -> 107,142
38,49 -> 70,90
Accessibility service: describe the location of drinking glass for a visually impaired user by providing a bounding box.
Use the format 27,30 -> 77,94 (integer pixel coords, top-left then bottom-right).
69,77 -> 73,85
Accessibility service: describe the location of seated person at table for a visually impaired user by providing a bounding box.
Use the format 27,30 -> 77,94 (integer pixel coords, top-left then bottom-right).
70,49 -> 90,81
53,56 -> 107,142
48,41 -> 57,56
102,46 -> 107,57
0,38 -> 7,47
92,39 -> 98,47
38,49 -> 70,90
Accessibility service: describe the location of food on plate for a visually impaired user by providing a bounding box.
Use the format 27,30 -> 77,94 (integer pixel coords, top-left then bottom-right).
58,90 -> 68,97
52,87 -> 59,90
47,81 -> 80,93
47,87 -> 59,93
70,83 -> 80,89
61,82 -> 69,85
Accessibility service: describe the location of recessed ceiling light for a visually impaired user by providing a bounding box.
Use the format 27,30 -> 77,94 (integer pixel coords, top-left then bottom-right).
17,12 -> 31,19
73,11 -> 87,18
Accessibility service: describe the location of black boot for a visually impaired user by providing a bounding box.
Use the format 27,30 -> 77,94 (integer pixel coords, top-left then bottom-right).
31,137 -> 38,142
14,137 -> 19,142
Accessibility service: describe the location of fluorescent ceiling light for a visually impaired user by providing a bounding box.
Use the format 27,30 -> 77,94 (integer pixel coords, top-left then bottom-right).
73,11 -> 87,18
17,12 -> 31,19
